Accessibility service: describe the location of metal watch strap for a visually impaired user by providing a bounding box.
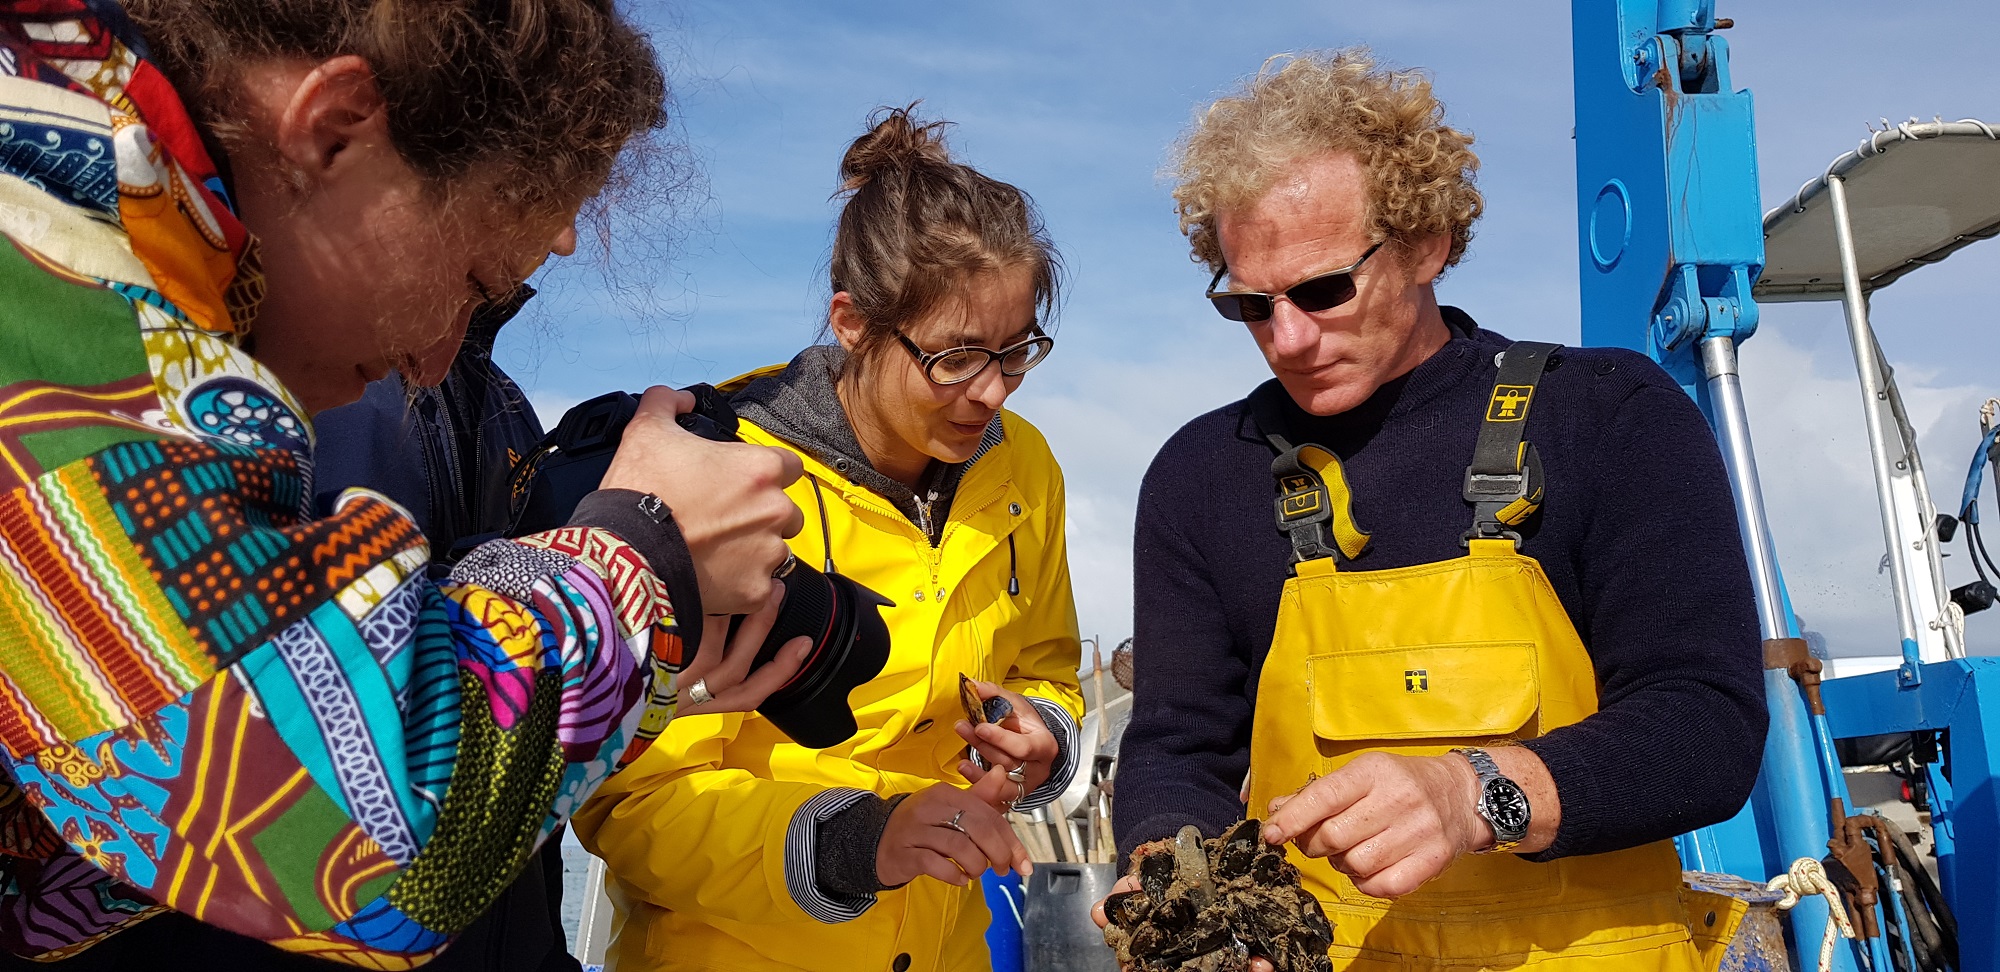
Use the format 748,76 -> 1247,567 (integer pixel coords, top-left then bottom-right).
1456,746 -> 1501,780
1452,747 -> 1526,853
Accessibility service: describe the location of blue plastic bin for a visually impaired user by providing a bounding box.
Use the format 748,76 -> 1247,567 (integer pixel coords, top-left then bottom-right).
983,870 -> 1025,972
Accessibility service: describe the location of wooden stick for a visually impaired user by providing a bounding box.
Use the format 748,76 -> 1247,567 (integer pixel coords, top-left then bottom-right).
1097,791 -> 1118,865
1012,811 -> 1054,862
1053,809 -> 1080,863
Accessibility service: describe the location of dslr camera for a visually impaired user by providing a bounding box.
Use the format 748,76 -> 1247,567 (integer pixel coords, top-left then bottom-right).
508,385 -> 892,749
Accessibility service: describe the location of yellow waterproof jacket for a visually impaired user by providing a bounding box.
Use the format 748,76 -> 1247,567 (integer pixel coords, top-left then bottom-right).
574,405 -> 1084,972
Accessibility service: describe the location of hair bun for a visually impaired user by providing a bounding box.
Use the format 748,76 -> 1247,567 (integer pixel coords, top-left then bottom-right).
839,103 -> 954,191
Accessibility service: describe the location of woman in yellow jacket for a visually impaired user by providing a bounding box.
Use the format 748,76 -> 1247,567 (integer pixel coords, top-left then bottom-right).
574,107 -> 1085,972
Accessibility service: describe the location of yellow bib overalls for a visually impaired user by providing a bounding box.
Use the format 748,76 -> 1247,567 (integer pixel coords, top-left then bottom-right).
1243,343 -> 1707,971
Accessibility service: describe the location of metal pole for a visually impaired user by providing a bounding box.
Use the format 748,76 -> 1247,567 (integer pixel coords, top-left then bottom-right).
1827,175 -> 1926,677
1708,335 -> 1851,799
576,854 -> 611,967
1700,336 -> 1792,639
1701,335 -> 1852,970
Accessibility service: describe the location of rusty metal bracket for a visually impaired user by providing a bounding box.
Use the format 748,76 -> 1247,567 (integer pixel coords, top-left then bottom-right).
1822,800 -> 1882,940
1765,637 -> 1826,715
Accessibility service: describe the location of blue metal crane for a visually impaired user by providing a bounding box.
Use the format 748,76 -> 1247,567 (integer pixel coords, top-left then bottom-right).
1574,3 -> 1999,969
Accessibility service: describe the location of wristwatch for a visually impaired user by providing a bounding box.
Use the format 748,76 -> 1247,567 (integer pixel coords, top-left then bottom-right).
1452,747 -> 1531,853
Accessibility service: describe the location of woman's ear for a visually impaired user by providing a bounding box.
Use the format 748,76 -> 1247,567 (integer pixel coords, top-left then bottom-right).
828,292 -> 868,352
269,54 -> 391,185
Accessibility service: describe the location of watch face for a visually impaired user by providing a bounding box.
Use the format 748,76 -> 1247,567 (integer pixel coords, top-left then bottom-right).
1483,779 -> 1532,840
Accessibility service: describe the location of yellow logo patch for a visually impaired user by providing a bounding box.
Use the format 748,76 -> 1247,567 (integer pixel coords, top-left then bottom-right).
1487,385 -> 1533,421
1405,669 -> 1429,693
1279,475 -> 1322,519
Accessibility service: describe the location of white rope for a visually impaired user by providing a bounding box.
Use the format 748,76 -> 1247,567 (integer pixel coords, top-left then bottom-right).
1769,857 -> 1856,972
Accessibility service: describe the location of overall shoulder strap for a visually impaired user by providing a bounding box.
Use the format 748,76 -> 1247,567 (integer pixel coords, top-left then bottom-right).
1464,341 -> 1561,544
1248,383 -> 1370,564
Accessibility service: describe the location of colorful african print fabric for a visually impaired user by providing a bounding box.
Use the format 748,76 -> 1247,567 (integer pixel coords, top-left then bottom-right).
0,3 -> 683,966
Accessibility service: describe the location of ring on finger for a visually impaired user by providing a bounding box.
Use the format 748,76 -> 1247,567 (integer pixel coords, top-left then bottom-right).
773,551 -> 797,579
684,678 -> 714,706
1006,764 -> 1027,785
942,809 -> 968,834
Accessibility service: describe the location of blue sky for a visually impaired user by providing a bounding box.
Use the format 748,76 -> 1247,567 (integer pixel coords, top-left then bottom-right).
504,0 -> 2000,661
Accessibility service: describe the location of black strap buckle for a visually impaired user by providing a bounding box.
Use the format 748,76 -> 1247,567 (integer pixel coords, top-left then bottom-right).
1463,469 -> 1525,502
1462,464 -> 1530,547
1274,460 -> 1335,563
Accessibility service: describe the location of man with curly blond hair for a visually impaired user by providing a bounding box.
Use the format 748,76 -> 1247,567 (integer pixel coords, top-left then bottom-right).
1104,50 -> 1765,970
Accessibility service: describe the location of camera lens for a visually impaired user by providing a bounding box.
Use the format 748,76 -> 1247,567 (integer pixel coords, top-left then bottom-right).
750,562 -> 893,748
517,385 -> 894,748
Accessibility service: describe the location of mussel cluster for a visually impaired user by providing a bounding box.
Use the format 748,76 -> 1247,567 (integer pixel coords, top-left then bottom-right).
1101,820 -> 1333,972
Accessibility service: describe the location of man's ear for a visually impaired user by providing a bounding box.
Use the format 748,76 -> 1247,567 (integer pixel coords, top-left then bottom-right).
270,55 -> 390,181
828,292 -> 867,352
1407,233 -> 1453,285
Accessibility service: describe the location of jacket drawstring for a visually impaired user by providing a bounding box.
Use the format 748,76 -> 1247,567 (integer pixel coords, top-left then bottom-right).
1008,533 -> 1019,596
810,475 -> 838,574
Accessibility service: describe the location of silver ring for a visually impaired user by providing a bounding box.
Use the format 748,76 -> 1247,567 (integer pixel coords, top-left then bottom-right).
1006,764 -> 1028,785
685,678 -> 714,706
943,809 -> 967,834
773,551 -> 797,579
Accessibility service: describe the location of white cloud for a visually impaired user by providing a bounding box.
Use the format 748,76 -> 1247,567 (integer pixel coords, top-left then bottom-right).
1010,344 -> 1276,648
1733,312 -> 1997,656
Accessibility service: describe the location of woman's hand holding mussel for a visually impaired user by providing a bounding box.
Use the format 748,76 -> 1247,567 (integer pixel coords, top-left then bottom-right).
953,679 -> 1057,805
877,779 -> 1034,888
600,385 -> 806,616
674,585 -> 811,717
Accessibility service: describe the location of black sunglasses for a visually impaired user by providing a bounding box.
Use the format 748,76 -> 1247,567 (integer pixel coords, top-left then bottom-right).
895,329 -> 1056,385
1205,242 -> 1384,323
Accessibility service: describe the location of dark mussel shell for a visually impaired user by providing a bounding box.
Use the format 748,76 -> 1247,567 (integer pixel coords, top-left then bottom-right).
1212,819 -> 1264,878
1104,889 -> 1152,930
1138,848 -> 1178,902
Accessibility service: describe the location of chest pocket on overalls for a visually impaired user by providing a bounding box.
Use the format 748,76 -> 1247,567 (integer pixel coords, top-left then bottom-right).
1308,640 -> 1540,745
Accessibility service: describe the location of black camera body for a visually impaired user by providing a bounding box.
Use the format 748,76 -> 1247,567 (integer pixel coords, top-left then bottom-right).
510,386 -> 892,749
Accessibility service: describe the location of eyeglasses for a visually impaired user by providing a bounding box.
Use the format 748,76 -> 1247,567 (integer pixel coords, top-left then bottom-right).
1204,242 -> 1383,323
895,329 -> 1056,385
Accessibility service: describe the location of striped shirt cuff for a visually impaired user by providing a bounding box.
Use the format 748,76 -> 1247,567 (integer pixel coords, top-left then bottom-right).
785,788 -> 879,923
1012,698 -> 1081,812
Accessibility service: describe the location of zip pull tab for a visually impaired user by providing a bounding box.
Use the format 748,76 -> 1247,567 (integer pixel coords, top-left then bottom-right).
916,488 -> 942,543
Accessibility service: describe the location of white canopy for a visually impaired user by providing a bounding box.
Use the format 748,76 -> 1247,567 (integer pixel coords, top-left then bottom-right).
1755,120 -> 2000,302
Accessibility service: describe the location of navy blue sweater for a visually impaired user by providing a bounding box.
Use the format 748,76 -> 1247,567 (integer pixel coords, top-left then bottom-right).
1114,309 -> 1767,863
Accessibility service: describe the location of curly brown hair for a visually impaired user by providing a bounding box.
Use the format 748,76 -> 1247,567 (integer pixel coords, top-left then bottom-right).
1171,48 -> 1482,274
126,0 -> 667,217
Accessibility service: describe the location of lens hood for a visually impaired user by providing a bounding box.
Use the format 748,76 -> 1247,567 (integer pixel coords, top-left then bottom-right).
752,567 -> 894,749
